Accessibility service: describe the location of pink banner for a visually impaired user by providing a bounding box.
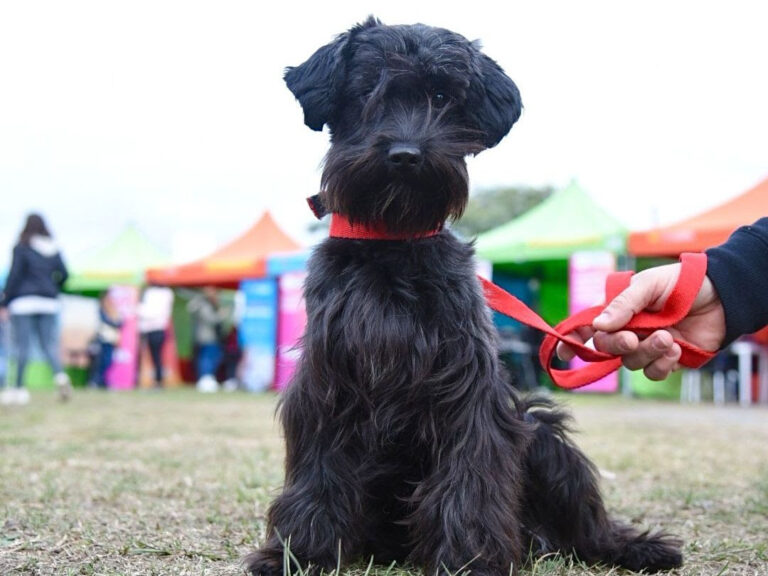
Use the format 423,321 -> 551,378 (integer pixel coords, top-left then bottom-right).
274,271 -> 307,391
106,285 -> 139,389
568,251 -> 619,393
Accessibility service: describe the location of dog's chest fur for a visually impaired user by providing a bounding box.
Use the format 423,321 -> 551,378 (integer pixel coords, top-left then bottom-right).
301,232 -> 502,434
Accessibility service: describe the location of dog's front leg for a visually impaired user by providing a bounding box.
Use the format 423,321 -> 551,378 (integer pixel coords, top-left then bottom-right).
246,384 -> 368,576
246,464 -> 364,576
407,402 -> 528,576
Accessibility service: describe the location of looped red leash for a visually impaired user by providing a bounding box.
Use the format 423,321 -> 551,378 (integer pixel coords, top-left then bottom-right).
482,252 -> 716,389
317,203 -> 717,389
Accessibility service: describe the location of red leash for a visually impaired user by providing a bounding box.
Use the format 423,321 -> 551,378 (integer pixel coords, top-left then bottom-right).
482,252 -> 716,389
324,209 -> 717,389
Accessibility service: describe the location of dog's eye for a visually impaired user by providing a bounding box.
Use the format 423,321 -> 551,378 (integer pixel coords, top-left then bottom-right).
432,91 -> 448,107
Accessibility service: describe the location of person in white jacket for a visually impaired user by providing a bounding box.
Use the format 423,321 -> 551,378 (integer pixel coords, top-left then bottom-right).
137,285 -> 174,388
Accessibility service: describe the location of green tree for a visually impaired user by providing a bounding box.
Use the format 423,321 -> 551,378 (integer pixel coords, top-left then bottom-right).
451,185 -> 553,238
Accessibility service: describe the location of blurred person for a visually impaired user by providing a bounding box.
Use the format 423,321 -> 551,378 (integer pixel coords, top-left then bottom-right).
220,324 -> 242,391
557,217 -> 768,380
94,291 -> 123,389
137,285 -> 174,388
85,333 -> 101,387
0,307 -> 9,389
187,286 -> 226,393
0,213 -> 71,404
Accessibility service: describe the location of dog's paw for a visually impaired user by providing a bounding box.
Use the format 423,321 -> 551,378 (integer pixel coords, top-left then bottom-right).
244,546 -> 327,576
618,531 -> 683,573
243,548 -> 284,576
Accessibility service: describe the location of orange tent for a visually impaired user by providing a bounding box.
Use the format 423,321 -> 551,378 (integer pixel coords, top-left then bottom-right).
628,175 -> 768,257
146,212 -> 301,288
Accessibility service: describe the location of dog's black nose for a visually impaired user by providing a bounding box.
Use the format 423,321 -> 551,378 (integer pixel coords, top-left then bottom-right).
388,144 -> 422,168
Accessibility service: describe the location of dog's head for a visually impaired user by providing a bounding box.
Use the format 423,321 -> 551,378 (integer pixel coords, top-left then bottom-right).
285,17 -> 522,235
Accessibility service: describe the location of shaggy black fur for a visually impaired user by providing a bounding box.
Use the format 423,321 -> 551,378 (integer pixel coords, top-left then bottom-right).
246,17 -> 682,576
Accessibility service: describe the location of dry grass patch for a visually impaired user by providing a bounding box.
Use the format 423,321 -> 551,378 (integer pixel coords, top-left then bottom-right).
1,389 -> 766,575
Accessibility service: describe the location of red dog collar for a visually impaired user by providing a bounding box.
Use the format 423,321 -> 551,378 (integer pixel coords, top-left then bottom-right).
307,194 -> 442,240
329,213 -> 442,240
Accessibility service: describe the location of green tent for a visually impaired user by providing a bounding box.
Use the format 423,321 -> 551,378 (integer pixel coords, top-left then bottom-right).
475,181 -> 627,326
476,181 -> 626,264
65,225 -> 170,296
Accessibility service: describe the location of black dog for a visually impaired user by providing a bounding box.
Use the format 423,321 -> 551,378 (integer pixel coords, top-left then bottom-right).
247,17 -> 682,576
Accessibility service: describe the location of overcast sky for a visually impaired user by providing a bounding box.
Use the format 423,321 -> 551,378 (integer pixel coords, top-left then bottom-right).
1,1 -> 766,271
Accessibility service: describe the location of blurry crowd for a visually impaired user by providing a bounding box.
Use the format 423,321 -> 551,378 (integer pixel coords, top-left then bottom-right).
85,284 -> 241,392
1,213 -> 243,406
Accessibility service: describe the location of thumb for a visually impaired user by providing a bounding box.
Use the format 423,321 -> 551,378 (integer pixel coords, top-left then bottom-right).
593,263 -> 681,332
593,269 -> 672,332
593,290 -> 642,332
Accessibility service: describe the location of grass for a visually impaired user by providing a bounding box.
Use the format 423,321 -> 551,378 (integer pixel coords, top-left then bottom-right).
1,389 -> 767,575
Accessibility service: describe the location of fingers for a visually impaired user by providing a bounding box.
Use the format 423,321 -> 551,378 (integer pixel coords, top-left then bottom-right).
559,328 -> 643,362
642,342 -> 682,381
593,329 -> 680,380
555,326 -> 595,362
617,330 -> 675,370
556,326 -> 681,381
554,260 -> 688,379
590,330 -> 639,356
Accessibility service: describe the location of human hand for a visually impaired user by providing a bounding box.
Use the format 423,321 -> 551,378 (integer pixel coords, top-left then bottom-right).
0,307 -> 8,322
557,263 -> 726,380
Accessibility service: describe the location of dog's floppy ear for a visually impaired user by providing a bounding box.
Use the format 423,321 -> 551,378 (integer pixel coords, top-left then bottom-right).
466,50 -> 523,148
284,33 -> 349,131
284,18 -> 381,131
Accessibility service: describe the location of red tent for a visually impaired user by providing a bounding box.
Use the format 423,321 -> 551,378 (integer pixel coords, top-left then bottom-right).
146,212 -> 301,288
629,175 -> 768,257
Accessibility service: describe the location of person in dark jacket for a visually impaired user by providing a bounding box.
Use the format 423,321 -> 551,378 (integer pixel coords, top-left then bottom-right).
557,217 -> 768,380
95,290 -> 123,389
0,213 -> 71,404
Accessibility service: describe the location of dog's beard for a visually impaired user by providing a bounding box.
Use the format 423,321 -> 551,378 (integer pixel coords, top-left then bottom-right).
321,136 -> 476,235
